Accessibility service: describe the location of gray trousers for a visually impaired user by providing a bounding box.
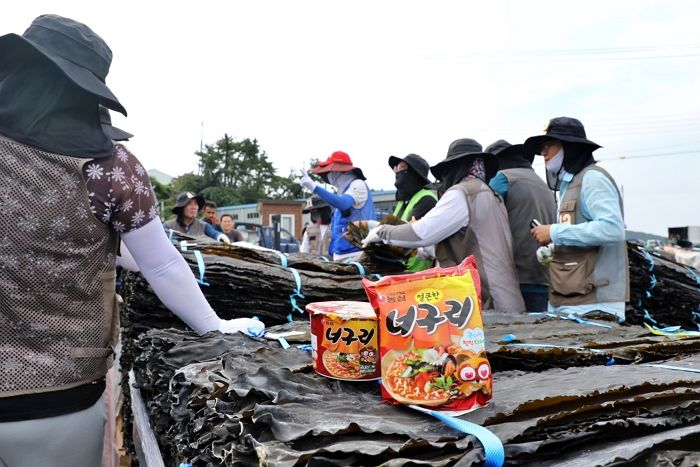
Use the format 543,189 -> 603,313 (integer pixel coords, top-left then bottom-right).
0,396 -> 105,467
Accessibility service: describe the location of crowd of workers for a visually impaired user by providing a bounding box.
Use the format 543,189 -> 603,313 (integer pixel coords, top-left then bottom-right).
0,14 -> 629,466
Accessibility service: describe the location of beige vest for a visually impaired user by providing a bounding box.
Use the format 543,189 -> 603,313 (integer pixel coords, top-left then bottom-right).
435,179 -> 525,312
549,165 -> 629,306
306,223 -> 330,257
0,136 -> 119,398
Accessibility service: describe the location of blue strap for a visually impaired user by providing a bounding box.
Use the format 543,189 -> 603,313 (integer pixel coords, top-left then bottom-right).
409,405 -> 504,467
168,229 -> 174,241
296,344 -> 313,353
505,342 -> 604,353
179,240 -> 188,252
278,337 -> 290,349
347,261 -> 366,276
565,313 -> 613,329
276,251 -> 288,269
685,266 -> 700,286
288,267 -> 305,318
193,250 -> 210,286
372,273 -> 383,280
644,363 -> 700,374
320,256 -> 330,262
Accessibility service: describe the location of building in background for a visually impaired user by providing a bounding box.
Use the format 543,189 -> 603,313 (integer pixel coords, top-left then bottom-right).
219,199 -> 304,240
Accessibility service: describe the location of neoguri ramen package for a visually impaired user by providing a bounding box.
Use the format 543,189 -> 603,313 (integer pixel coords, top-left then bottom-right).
362,256 -> 492,411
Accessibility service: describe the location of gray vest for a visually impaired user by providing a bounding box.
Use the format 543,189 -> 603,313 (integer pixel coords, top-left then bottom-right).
501,168 -> 557,286
0,136 -> 119,398
435,179 -> 525,313
305,223 -> 330,257
164,217 -> 207,238
549,165 -> 629,306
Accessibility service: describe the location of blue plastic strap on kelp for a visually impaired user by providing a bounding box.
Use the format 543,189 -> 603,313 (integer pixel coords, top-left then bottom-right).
320,256 -> 330,262
287,267 -> 305,321
276,251 -> 288,269
685,266 -> 700,286
372,273 -> 383,280
565,313 -> 613,329
409,405 -> 504,467
179,240 -> 188,252
168,229 -> 174,241
644,363 -> 700,374
193,250 -> 210,286
348,261 -> 366,276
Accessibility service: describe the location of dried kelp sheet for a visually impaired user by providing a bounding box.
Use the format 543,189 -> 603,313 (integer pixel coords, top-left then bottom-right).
130,322 -> 700,467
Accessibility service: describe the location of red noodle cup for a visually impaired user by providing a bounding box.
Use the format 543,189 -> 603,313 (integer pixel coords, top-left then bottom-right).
306,301 -> 380,381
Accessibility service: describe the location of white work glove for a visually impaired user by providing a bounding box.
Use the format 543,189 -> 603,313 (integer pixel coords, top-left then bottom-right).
299,169 -> 317,192
217,233 -> 231,244
219,317 -> 265,336
362,225 -> 384,248
536,244 -> 554,267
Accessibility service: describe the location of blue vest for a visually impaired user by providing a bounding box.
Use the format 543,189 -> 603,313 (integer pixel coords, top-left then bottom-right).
330,180 -> 376,256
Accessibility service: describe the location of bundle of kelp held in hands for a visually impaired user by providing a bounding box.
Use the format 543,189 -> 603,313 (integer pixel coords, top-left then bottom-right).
626,242 -> 700,330
344,214 -> 416,272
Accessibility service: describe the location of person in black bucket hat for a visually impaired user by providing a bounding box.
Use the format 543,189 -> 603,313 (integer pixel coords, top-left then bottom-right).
526,117 -> 628,322
363,138 -> 525,313
163,191 -> 230,242
100,106 -> 133,141
0,16 -> 264,466
486,140 -> 557,312
386,153 -> 437,271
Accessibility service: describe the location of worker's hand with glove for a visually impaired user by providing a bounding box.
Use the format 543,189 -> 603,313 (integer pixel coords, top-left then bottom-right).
219,317 -> 265,336
536,244 -> 554,267
362,224 -> 385,248
299,169 -> 317,192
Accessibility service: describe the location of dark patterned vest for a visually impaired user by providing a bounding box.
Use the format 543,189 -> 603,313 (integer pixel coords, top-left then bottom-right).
0,136 -> 119,398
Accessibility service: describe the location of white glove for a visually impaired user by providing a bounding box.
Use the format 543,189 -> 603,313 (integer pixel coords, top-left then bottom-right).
362,225 -> 384,248
217,233 -> 231,244
536,244 -> 554,267
219,318 -> 265,336
299,169 -> 317,192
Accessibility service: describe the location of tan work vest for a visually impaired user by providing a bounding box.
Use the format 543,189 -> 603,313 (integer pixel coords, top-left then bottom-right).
435,179 -> 525,312
306,223 -> 330,257
549,165 -> 629,306
0,136 -> 119,398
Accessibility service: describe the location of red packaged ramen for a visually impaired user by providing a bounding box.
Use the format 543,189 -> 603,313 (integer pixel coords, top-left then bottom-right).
362,256 -> 492,411
306,301 -> 380,381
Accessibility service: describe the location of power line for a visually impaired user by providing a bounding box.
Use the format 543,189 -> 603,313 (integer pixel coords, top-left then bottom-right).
597,149 -> 699,161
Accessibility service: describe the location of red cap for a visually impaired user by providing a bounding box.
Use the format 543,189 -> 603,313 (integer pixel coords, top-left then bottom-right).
311,150 -> 366,180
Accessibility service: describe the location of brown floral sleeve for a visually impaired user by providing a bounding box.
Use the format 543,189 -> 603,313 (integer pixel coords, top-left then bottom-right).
82,144 -> 160,233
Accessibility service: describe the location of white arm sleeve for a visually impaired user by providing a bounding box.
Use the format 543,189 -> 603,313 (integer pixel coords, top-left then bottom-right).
299,231 -> 310,253
120,218 -> 222,335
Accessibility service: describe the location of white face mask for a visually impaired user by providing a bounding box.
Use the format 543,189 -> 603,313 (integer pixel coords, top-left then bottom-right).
327,172 -> 341,187
545,147 -> 565,174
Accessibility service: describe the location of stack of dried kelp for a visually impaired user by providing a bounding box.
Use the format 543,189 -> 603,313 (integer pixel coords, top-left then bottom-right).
121,246 -> 371,337
626,242 -> 700,329
129,314 -> 700,467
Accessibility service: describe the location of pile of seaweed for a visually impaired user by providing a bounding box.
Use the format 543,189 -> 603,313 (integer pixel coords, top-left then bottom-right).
626,242 -> 700,330
125,313 -> 700,467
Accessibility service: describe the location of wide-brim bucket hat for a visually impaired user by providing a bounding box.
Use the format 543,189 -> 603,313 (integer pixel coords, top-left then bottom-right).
523,117 -> 601,157
430,138 -> 498,181
485,139 -> 533,164
388,153 -> 431,185
302,195 -> 330,213
172,192 -> 205,214
0,14 -> 126,115
311,151 -> 366,181
100,106 -> 133,141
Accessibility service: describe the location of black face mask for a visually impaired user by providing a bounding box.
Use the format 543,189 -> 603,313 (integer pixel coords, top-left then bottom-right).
0,55 -> 113,158
310,208 -> 331,225
394,169 -> 424,201
310,212 -> 321,223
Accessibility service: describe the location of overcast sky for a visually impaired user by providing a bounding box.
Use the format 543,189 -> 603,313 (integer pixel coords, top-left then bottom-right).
3,1 -> 700,235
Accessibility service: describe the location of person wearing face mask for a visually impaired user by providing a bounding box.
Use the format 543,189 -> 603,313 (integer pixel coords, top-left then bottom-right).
299,151 -> 375,261
299,195 -> 332,257
486,140 -> 557,312
363,139 -> 525,313
388,153 -> 437,271
525,117 -> 628,322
